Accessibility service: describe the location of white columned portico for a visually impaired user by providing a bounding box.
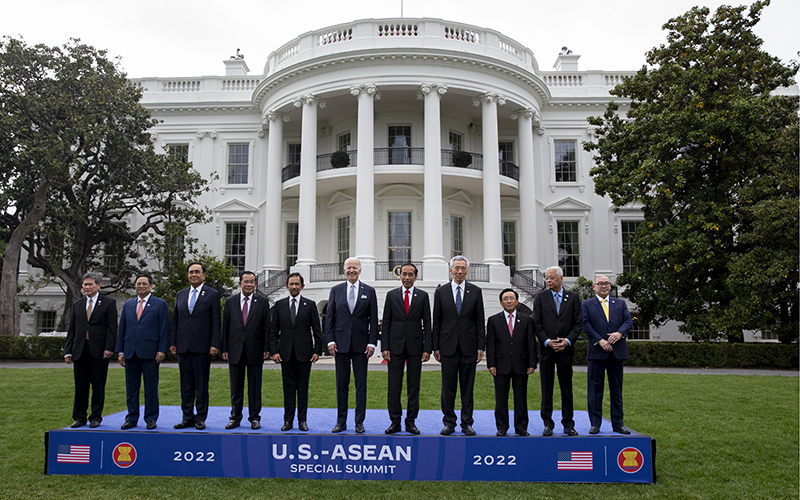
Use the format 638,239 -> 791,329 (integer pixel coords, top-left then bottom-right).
294,94 -> 325,269
418,83 -> 449,282
351,84 -> 379,281
475,93 -> 506,277
512,108 -> 539,271
263,111 -> 288,270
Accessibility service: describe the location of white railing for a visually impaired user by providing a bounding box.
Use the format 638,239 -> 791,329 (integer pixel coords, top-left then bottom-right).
221,79 -> 260,91
443,25 -> 480,43
377,23 -> 418,37
319,27 -> 353,45
543,74 -> 583,87
162,80 -> 201,92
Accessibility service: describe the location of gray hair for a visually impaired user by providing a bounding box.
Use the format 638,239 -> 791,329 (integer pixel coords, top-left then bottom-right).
545,265 -> 563,277
82,271 -> 103,286
343,257 -> 361,270
449,255 -> 470,268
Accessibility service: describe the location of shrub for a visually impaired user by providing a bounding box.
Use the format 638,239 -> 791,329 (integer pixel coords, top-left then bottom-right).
330,150 -> 350,168
452,150 -> 472,168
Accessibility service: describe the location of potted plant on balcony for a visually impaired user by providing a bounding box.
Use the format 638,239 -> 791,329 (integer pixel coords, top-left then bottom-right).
330,150 -> 351,168
452,150 -> 472,168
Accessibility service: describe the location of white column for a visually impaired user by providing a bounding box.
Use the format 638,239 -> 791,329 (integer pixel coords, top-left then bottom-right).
512,108 -> 539,270
294,94 -> 324,266
351,84 -> 379,280
418,84 -> 448,282
475,93 -> 505,267
263,112 -> 287,270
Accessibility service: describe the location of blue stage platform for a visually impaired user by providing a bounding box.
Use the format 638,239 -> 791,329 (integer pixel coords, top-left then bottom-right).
46,406 -> 655,483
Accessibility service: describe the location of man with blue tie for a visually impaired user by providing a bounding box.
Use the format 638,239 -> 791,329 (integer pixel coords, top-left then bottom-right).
326,257 -> 379,433
582,275 -> 633,435
117,273 -> 170,430
170,262 -> 221,430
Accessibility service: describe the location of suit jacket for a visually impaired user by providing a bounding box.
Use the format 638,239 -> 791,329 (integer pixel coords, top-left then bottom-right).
532,287 -> 582,348
222,292 -> 270,365
65,294 -> 117,361
486,310 -> 537,375
325,281 -> 379,354
381,287 -> 432,356
170,285 -> 221,354
269,295 -> 323,361
432,281 -> 485,357
582,296 -> 633,361
116,295 -> 170,359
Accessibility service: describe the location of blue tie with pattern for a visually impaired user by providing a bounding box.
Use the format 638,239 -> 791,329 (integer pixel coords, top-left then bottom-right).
456,285 -> 462,315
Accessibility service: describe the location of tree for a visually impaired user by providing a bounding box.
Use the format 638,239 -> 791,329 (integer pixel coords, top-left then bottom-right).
584,1 -> 798,342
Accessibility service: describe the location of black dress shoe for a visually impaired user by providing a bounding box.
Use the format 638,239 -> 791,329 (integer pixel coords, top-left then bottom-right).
385,422 -> 401,434
146,421 -> 157,430
406,424 -> 420,435
332,423 -> 347,433
89,420 -> 101,428
251,421 -> 261,430
281,421 -> 293,432
516,430 -> 530,437
195,421 -> 206,430
496,430 -> 507,436
355,423 -> 365,434
589,426 -> 600,434
462,425 -> 476,436
613,425 -> 632,435
121,421 -> 136,430
298,422 -> 308,431
173,420 -> 194,429
441,425 -> 455,435
564,427 -> 579,436
70,420 -> 86,428
542,426 -> 553,436
225,420 -> 240,430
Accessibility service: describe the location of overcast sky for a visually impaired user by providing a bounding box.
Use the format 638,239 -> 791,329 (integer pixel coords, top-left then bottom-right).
2,0 -> 797,78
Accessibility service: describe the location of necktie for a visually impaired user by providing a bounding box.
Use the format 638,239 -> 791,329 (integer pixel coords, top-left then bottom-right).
136,299 -> 144,320
554,293 -> 561,314
602,298 -> 609,321
290,298 -> 297,323
508,313 -> 514,338
242,296 -> 249,326
189,288 -> 198,313
404,289 -> 410,314
455,285 -> 462,315
348,284 -> 356,313
86,298 -> 93,339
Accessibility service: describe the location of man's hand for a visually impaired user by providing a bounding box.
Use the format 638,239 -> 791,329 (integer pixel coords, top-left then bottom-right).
263,351 -> 270,360
169,346 -> 176,355
327,344 -> 338,357
599,339 -> 613,352
382,350 -> 391,362
64,355 -> 72,365
422,352 -> 430,363
210,347 -> 219,355
222,352 -> 229,361
527,367 -> 534,375
103,350 -> 114,359
434,350 -> 441,362
117,353 -> 125,367
488,367 -> 496,376
272,353 -> 282,364
365,346 -> 375,358
476,350 -> 484,363
607,332 -> 623,344
311,354 -> 319,363
156,352 -> 165,363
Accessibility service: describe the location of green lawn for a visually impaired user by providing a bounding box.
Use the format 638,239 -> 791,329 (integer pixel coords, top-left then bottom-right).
0,367 -> 796,499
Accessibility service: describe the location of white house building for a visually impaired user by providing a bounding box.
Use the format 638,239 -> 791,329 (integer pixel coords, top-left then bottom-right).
20,17 -> 697,341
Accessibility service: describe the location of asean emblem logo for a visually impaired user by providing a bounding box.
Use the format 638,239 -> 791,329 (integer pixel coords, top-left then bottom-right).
112,442 -> 137,468
617,447 -> 643,473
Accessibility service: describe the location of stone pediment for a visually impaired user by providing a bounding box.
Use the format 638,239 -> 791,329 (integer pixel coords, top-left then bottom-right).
213,199 -> 258,212
544,197 -> 592,212
328,191 -> 356,208
443,191 -> 474,207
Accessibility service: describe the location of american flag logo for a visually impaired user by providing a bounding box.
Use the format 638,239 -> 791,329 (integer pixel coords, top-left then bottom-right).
557,451 -> 593,470
57,444 -> 90,464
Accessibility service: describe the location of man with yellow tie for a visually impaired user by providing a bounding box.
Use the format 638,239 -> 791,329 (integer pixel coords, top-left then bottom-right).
581,275 -> 633,435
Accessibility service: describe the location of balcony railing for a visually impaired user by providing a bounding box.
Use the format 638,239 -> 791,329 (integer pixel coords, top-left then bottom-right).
317,150 -> 358,172
441,149 -> 483,170
282,162 -> 300,182
256,268 -> 290,301
374,147 -> 425,165
469,264 -> 489,282
375,261 -> 424,281
309,263 -> 345,282
500,160 -> 519,180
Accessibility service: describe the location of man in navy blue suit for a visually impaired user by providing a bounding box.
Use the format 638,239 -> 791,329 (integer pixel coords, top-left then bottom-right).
582,274 -> 633,435
326,257 -> 379,434
170,262 -> 221,430
116,273 -> 170,430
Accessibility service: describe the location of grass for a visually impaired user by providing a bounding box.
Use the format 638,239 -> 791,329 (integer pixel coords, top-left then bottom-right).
0,366 -> 797,499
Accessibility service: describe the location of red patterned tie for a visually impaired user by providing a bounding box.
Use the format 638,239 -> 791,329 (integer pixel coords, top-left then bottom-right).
242,296 -> 249,326
136,299 -> 144,320
404,289 -> 410,314
508,313 -> 514,338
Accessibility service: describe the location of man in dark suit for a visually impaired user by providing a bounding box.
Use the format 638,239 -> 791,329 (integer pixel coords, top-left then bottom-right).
169,262 -> 221,430
381,263 -> 431,435
486,288 -> 537,436
326,257 -> 379,433
222,271 -> 270,430
582,274 -> 633,435
432,255 -> 485,436
116,273 -> 170,430
532,265 -> 582,436
64,271 -> 117,428
270,272 -> 323,432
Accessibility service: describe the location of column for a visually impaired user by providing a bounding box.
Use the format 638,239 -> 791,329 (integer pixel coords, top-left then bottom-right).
351,84 -> 379,280
294,94 -> 324,267
418,83 -> 449,282
512,108 -> 539,270
263,111 -> 287,270
474,93 -> 505,268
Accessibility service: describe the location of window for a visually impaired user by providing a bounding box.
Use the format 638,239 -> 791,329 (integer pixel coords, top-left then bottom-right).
557,221 -> 580,277
388,125 -> 411,164
288,143 -> 301,165
227,144 -> 249,184
285,222 -> 299,268
499,141 -> 514,163
36,311 -> 57,334
621,221 -> 641,274
554,140 -> 577,182
337,216 -> 350,267
388,211 -> 411,267
167,144 -> 189,163
502,221 -> 517,269
760,328 -> 779,341
448,131 -> 463,151
225,222 -> 246,275
337,132 -> 351,152
102,239 -> 123,275
450,216 -> 464,258
629,314 -> 651,340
